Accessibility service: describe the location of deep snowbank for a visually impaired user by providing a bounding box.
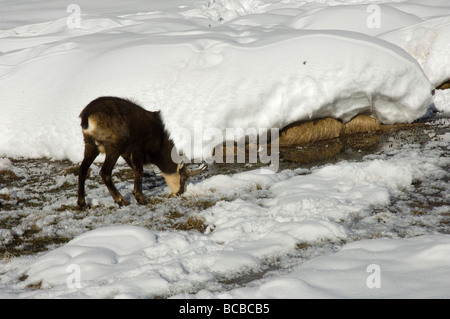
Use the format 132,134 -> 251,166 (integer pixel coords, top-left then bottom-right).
380,17 -> 450,87
1,0 -> 447,162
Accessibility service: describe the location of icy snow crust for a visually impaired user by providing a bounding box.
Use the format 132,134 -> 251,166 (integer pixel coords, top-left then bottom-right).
1,0 -> 450,299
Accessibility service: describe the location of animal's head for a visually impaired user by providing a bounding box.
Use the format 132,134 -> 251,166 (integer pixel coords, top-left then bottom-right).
163,161 -> 207,196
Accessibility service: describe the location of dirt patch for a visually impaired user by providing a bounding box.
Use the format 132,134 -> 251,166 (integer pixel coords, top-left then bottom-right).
280,117 -> 343,145
215,115 -> 424,167
436,79 -> 450,90
279,115 -> 380,146
0,170 -> 19,185
278,117 -> 438,166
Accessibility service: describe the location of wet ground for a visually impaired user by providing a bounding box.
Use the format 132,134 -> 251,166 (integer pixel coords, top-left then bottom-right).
0,114 -> 449,258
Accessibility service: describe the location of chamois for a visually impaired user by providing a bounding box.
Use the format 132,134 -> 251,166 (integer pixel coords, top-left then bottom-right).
77,96 -> 205,208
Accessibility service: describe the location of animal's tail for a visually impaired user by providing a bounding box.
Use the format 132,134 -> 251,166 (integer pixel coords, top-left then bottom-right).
80,114 -> 89,130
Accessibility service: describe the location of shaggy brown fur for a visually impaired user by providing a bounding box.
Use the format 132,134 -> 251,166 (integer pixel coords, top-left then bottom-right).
77,97 -> 188,208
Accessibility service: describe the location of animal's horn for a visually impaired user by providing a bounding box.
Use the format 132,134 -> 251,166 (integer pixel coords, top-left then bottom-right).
187,162 -> 208,177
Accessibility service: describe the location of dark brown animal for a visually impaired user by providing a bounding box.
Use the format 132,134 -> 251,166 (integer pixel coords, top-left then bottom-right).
77,96 -> 205,208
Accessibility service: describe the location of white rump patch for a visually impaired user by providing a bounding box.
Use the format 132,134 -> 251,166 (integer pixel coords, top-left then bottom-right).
82,117 -> 97,136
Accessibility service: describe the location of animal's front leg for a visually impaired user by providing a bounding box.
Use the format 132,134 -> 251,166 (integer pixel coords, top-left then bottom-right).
100,151 -> 129,206
124,153 -> 146,205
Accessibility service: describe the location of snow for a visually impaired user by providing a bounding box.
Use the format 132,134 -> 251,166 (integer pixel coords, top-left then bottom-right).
1,128 -> 449,298
2,0 -> 447,162
207,235 -> 450,299
12,231 -> 450,299
380,16 -> 450,87
287,4 -> 422,36
1,0 -> 450,299
433,89 -> 450,113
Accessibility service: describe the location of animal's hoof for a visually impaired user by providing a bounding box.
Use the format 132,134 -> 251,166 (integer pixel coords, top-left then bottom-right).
116,198 -> 129,206
133,192 -> 147,205
77,199 -> 88,210
136,197 -> 147,205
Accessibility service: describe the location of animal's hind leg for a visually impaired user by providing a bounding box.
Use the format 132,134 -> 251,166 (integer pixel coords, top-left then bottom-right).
78,139 -> 99,208
100,150 -> 128,206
